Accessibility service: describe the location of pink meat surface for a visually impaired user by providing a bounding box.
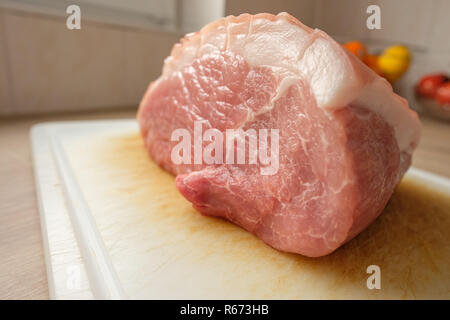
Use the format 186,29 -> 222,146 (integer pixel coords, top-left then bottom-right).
137,13 -> 421,257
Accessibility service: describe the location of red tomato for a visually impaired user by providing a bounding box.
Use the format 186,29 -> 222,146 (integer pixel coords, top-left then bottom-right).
416,73 -> 448,99
436,82 -> 450,105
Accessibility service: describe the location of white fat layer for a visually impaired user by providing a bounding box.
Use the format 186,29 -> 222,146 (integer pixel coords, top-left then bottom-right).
271,76 -> 300,102
353,78 -> 421,153
158,14 -> 420,154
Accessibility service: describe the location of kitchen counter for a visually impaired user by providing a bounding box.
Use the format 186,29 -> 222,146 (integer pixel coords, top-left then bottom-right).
0,108 -> 136,299
0,109 -> 449,300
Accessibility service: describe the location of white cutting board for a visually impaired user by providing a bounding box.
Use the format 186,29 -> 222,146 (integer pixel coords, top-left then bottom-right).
31,120 -> 450,299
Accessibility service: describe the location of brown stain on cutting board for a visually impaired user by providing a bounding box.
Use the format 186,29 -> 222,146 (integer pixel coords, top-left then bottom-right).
68,131 -> 450,299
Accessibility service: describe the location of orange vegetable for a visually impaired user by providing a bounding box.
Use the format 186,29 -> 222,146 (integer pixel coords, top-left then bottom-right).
363,54 -> 384,76
343,41 -> 367,60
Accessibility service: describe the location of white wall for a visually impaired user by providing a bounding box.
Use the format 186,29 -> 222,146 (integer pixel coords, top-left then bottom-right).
179,0 -> 226,33
0,0 -> 448,115
0,7 -> 181,115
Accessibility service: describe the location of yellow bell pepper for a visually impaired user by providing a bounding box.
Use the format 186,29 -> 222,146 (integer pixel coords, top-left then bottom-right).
377,45 -> 411,82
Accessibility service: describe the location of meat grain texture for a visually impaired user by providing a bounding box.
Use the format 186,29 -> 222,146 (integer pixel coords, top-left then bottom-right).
137,13 -> 421,257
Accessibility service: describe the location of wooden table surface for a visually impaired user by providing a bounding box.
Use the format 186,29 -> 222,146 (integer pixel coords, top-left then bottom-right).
0,108 -> 449,300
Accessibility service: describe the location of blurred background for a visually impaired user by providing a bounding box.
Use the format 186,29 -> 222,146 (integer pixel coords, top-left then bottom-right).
0,0 -> 448,116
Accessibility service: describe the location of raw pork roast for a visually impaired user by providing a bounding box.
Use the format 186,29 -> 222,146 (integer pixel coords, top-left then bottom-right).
137,13 -> 421,257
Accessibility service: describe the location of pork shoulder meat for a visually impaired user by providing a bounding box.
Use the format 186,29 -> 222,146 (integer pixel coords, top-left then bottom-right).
137,13 -> 421,257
